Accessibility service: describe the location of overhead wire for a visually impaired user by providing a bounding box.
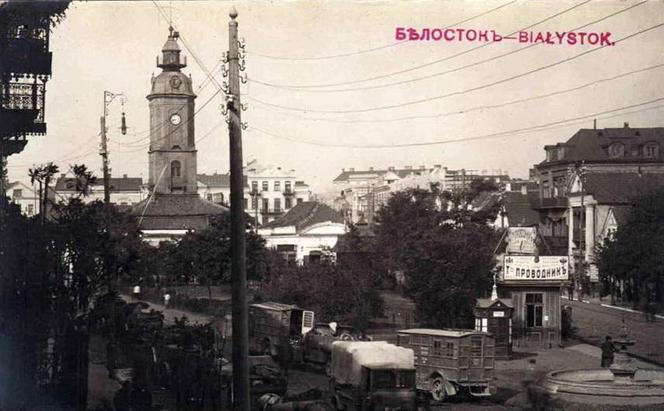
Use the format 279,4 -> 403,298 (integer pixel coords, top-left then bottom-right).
245,0 -> 517,61
249,1 -> 646,94
247,62 -> 664,124
248,0 -> 591,90
246,96 -> 664,148
245,21 -> 664,114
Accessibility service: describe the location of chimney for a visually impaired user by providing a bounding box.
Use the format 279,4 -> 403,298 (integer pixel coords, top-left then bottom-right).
404,165 -> 412,170
123,174 -> 128,179
342,168 -> 345,172
60,173 -> 65,178
434,164 -> 442,169
388,166 -> 395,171
593,119 -> 597,130
369,167 -> 374,171
624,122 -> 629,128
349,167 -> 355,172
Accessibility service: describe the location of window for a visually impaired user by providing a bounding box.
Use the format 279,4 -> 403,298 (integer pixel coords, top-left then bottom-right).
475,317 -> 488,332
432,340 -> 442,356
285,197 -> 292,209
171,160 -> 181,177
27,204 -> 34,215
274,198 -> 281,212
251,196 -> 258,209
526,293 -> 543,328
285,181 -> 292,193
609,143 -> 625,158
207,194 -> 213,201
12,189 -> 22,199
644,143 -> 659,158
470,336 -> 483,357
297,198 -> 303,204
262,198 -> 269,212
251,181 -> 258,193
262,181 -> 269,192
446,342 -> 455,357
274,181 -> 281,191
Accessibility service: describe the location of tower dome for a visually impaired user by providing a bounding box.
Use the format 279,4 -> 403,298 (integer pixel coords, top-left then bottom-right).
157,26 -> 186,71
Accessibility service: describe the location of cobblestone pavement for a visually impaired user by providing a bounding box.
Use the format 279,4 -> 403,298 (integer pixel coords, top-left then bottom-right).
563,298 -> 664,365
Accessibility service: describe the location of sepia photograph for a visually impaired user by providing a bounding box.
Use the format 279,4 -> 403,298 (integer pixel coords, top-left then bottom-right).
1,0 -> 664,410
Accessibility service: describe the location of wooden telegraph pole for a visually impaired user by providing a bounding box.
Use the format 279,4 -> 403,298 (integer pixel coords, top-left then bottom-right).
227,7 -> 250,411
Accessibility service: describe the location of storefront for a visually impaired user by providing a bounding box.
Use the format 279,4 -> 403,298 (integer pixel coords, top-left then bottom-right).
498,255 -> 568,348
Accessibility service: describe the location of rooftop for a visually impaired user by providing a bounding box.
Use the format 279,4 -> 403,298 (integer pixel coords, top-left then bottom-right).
54,175 -> 143,192
131,193 -> 227,230
579,172 -> 664,204
262,201 -> 344,231
538,126 -> 664,167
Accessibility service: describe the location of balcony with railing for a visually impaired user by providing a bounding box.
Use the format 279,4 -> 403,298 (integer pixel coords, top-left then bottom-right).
0,80 -> 46,137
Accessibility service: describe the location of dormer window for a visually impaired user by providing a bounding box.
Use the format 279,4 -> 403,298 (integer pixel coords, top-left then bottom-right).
644,143 -> 659,158
609,143 -> 625,158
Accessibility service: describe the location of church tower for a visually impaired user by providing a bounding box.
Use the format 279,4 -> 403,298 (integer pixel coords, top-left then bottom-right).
133,28 -> 227,245
147,27 -> 197,194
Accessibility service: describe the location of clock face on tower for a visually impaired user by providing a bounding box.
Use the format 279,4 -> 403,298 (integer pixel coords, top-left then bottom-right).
170,113 -> 182,125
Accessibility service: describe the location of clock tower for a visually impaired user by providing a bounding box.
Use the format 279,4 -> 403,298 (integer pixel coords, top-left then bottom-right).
132,28 -> 227,244
147,27 -> 197,194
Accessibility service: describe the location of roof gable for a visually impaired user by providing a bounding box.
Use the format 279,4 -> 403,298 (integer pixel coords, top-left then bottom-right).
263,201 -> 344,231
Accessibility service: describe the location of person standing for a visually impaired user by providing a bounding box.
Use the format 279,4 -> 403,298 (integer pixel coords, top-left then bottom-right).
601,335 -> 616,367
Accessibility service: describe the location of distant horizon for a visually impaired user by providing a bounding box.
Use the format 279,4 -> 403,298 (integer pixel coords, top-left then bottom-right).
7,1 -> 664,194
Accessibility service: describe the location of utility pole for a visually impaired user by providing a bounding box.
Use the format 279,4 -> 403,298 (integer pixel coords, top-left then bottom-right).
226,7 -> 250,411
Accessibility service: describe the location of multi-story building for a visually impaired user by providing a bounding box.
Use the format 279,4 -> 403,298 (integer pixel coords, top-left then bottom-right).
53,174 -> 145,206
197,161 -> 312,226
333,165 -> 510,224
533,123 -> 664,286
0,1 -> 70,202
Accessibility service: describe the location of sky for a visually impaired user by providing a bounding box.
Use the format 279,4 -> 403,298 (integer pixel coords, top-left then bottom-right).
7,0 -> 664,196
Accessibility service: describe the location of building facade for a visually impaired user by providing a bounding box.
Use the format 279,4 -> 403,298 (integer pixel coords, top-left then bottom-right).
333,165 -> 510,224
257,201 -> 346,265
6,180 -> 40,216
533,124 -> 664,287
53,174 -> 145,206
197,161 -> 312,226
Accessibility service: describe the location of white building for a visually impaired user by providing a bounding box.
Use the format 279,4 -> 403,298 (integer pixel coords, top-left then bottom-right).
6,181 -> 40,216
53,174 -> 146,206
258,201 -> 346,264
198,159 -> 313,227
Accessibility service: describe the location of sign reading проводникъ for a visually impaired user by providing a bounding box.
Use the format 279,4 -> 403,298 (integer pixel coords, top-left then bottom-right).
503,256 -> 569,281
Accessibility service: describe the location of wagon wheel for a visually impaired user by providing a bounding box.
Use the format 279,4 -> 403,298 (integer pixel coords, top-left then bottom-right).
430,377 -> 447,402
338,332 -> 353,341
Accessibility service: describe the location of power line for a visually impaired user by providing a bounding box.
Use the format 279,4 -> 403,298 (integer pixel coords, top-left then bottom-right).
114,87 -> 224,153
247,62 -> 664,124
249,0 -> 591,90
247,96 -> 664,148
245,0 -> 517,61
245,22 -> 664,114
249,1 -> 646,94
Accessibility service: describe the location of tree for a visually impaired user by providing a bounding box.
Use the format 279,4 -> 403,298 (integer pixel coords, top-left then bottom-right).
152,213 -> 269,299
596,189 -> 664,309
375,185 -> 498,328
257,254 -> 383,330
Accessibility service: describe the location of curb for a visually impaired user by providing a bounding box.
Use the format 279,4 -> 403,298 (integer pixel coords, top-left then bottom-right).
599,303 -> 664,320
571,335 -> 664,368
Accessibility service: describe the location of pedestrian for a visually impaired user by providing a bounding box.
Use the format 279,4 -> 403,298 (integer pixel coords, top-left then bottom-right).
164,292 -> 171,307
601,335 -> 616,368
